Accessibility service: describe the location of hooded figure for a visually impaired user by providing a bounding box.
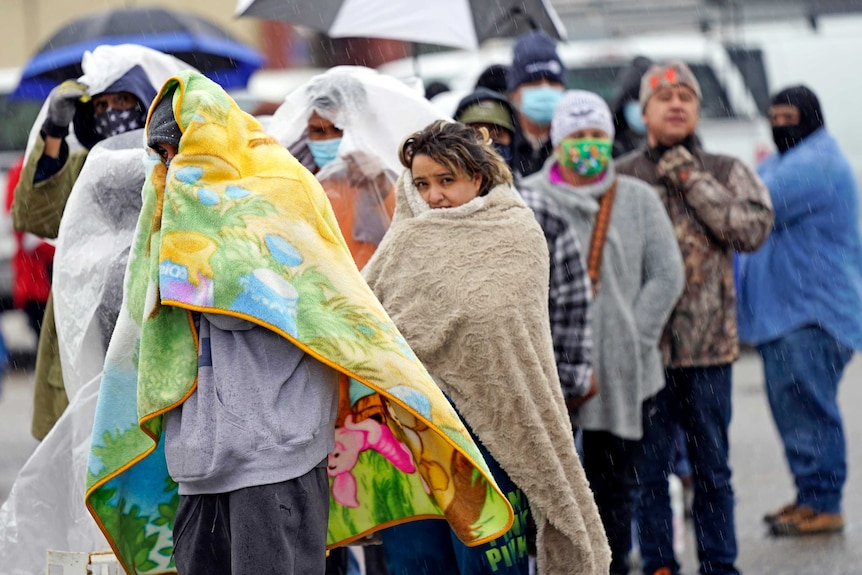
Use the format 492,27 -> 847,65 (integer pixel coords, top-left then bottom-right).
364,121 -> 611,575
738,85 -> 862,537
609,55 -> 652,158
12,44 -> 194,441
454,87 -> 519,170
0,49 -> 191,574
768,85 -> 825,154
85,71 -> 514,575
268,66 -> 447,269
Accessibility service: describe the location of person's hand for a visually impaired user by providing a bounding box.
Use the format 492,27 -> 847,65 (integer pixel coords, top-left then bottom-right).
657,145 -> 700,189
344,151 -> 387,188
43,80 -> 89,138
566,372 -> 599,410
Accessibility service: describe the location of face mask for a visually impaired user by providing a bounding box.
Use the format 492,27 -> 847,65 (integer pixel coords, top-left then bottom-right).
623,101 -> 646,135
493,142 -> 514,166
94,106 -> 146,138
519,86 -> 563,125
308,137 -> 342,168
557,138 -> 612,177
772,124 -> 808,154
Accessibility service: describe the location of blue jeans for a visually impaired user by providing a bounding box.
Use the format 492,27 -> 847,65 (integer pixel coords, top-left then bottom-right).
758,326 -> 853,514
636,365 -> 739,575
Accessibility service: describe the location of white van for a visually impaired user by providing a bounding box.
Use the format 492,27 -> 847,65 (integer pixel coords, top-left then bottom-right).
378,33 -> 774,168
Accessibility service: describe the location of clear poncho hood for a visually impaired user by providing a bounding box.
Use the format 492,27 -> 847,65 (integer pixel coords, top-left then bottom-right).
269,65 -> 449,178
23,44 -> 195,162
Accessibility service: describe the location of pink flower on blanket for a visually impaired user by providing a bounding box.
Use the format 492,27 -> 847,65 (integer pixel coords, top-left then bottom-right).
328,415 -> 416,508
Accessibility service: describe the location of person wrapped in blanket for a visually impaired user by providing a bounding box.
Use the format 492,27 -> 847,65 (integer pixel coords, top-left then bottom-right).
146,83 -> 340,574
363,121 -> 611,575
11,44 -> 196,439
268,66 -> 446,270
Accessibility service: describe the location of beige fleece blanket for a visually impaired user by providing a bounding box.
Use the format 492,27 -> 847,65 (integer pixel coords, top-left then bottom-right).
362,175 -> 611,575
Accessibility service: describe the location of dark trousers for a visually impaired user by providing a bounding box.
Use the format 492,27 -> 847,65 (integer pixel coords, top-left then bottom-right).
582,430 -> 641,575
636,365 -> 739,575
759,326 -> 853,514
172,466 -> 330,575
380,436 -> 529,575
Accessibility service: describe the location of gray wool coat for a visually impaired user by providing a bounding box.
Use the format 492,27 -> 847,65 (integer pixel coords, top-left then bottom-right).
521,160 -> 684,440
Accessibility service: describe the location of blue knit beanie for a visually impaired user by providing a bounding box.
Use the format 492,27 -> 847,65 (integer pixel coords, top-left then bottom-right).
509,30 -> 565,91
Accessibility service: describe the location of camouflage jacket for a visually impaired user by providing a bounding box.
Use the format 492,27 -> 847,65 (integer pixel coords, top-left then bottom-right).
616,140 -> 773,368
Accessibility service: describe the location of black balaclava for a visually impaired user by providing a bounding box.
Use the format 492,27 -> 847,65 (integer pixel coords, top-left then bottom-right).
770,85 -> 824,154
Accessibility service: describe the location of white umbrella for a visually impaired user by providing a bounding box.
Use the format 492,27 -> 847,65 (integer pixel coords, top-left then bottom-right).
235,0 -> 567,50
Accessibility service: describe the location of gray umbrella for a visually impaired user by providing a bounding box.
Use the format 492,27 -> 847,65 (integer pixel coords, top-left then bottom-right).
235,0 -> 567,49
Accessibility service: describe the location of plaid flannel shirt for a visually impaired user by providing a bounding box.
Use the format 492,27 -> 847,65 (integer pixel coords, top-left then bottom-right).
519,188 -> 594,401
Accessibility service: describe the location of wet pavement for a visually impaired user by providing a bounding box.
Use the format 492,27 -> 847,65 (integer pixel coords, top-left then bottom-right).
1,346 -> 860,574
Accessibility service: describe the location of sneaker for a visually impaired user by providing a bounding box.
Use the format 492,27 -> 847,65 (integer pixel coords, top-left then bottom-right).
762,502 -> 799,525
770,507 -> 844,536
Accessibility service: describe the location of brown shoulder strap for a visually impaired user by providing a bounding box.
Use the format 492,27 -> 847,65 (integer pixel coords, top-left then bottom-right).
586,178 -> 617,296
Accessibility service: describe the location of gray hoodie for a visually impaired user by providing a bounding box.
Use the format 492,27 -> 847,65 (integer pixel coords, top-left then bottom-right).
164,313 -> 339,495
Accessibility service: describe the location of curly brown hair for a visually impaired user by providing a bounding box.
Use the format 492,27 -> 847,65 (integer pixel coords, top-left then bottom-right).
399,120 -> 513,196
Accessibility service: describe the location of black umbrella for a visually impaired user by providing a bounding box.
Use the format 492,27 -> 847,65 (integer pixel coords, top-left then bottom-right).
14,7 -> 264,99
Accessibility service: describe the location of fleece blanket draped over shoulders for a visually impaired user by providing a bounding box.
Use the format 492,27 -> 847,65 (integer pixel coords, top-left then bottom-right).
84,71 -> 513,575
362,175 -> 611,575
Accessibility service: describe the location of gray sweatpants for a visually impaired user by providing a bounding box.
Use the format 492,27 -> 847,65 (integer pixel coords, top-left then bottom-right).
172,463 -> 330,575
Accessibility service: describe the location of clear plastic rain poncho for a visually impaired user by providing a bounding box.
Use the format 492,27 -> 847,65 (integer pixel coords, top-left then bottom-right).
23,43 -> 199,166
267,65 -> 448,269
0,45 -> 193,574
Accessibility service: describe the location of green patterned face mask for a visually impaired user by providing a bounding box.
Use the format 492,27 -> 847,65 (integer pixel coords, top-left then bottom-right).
556,138 -> 612,176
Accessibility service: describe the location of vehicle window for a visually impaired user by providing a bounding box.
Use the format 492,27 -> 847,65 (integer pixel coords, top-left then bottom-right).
564,62 -> 735,119
565,64 -> 624,103
0,95 -> 41,154
688,64 -> 734,119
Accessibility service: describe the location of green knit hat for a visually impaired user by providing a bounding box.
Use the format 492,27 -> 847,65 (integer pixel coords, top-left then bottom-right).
457,100 -> 515,133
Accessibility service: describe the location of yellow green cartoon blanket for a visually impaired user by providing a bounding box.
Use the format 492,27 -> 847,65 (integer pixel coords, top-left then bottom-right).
85,71 -> 513,574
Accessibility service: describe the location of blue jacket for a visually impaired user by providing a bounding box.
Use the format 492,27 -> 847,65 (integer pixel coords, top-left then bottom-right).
738,128 -> 862,348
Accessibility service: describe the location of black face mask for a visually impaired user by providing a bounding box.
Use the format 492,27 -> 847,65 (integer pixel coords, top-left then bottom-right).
94,105 -> 146,138
493,142 -> 514,167
769,86 -> 824,154
772,124 -> 810,154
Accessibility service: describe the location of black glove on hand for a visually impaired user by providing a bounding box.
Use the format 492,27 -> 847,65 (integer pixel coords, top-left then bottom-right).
42,80 -> 89,139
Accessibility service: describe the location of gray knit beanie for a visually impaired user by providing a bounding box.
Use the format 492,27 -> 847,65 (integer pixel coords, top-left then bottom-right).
146,85 -> 181,150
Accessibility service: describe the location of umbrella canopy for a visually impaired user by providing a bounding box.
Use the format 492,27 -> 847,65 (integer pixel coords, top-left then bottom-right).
235,0 -> 567,50
14,7 -> 264,99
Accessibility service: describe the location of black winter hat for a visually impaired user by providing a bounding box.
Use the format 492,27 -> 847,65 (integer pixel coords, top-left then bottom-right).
508,30 -> 565,92
146,85 -> 181,150
475,64 -> 511,94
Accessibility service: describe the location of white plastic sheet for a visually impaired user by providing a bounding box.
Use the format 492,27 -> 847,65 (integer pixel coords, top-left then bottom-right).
0,129 -> 145,575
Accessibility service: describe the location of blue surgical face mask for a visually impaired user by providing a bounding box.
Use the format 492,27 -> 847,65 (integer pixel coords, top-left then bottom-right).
308,137 -> 342,168
623,101 -> 646,135
519,86 -> 564,125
